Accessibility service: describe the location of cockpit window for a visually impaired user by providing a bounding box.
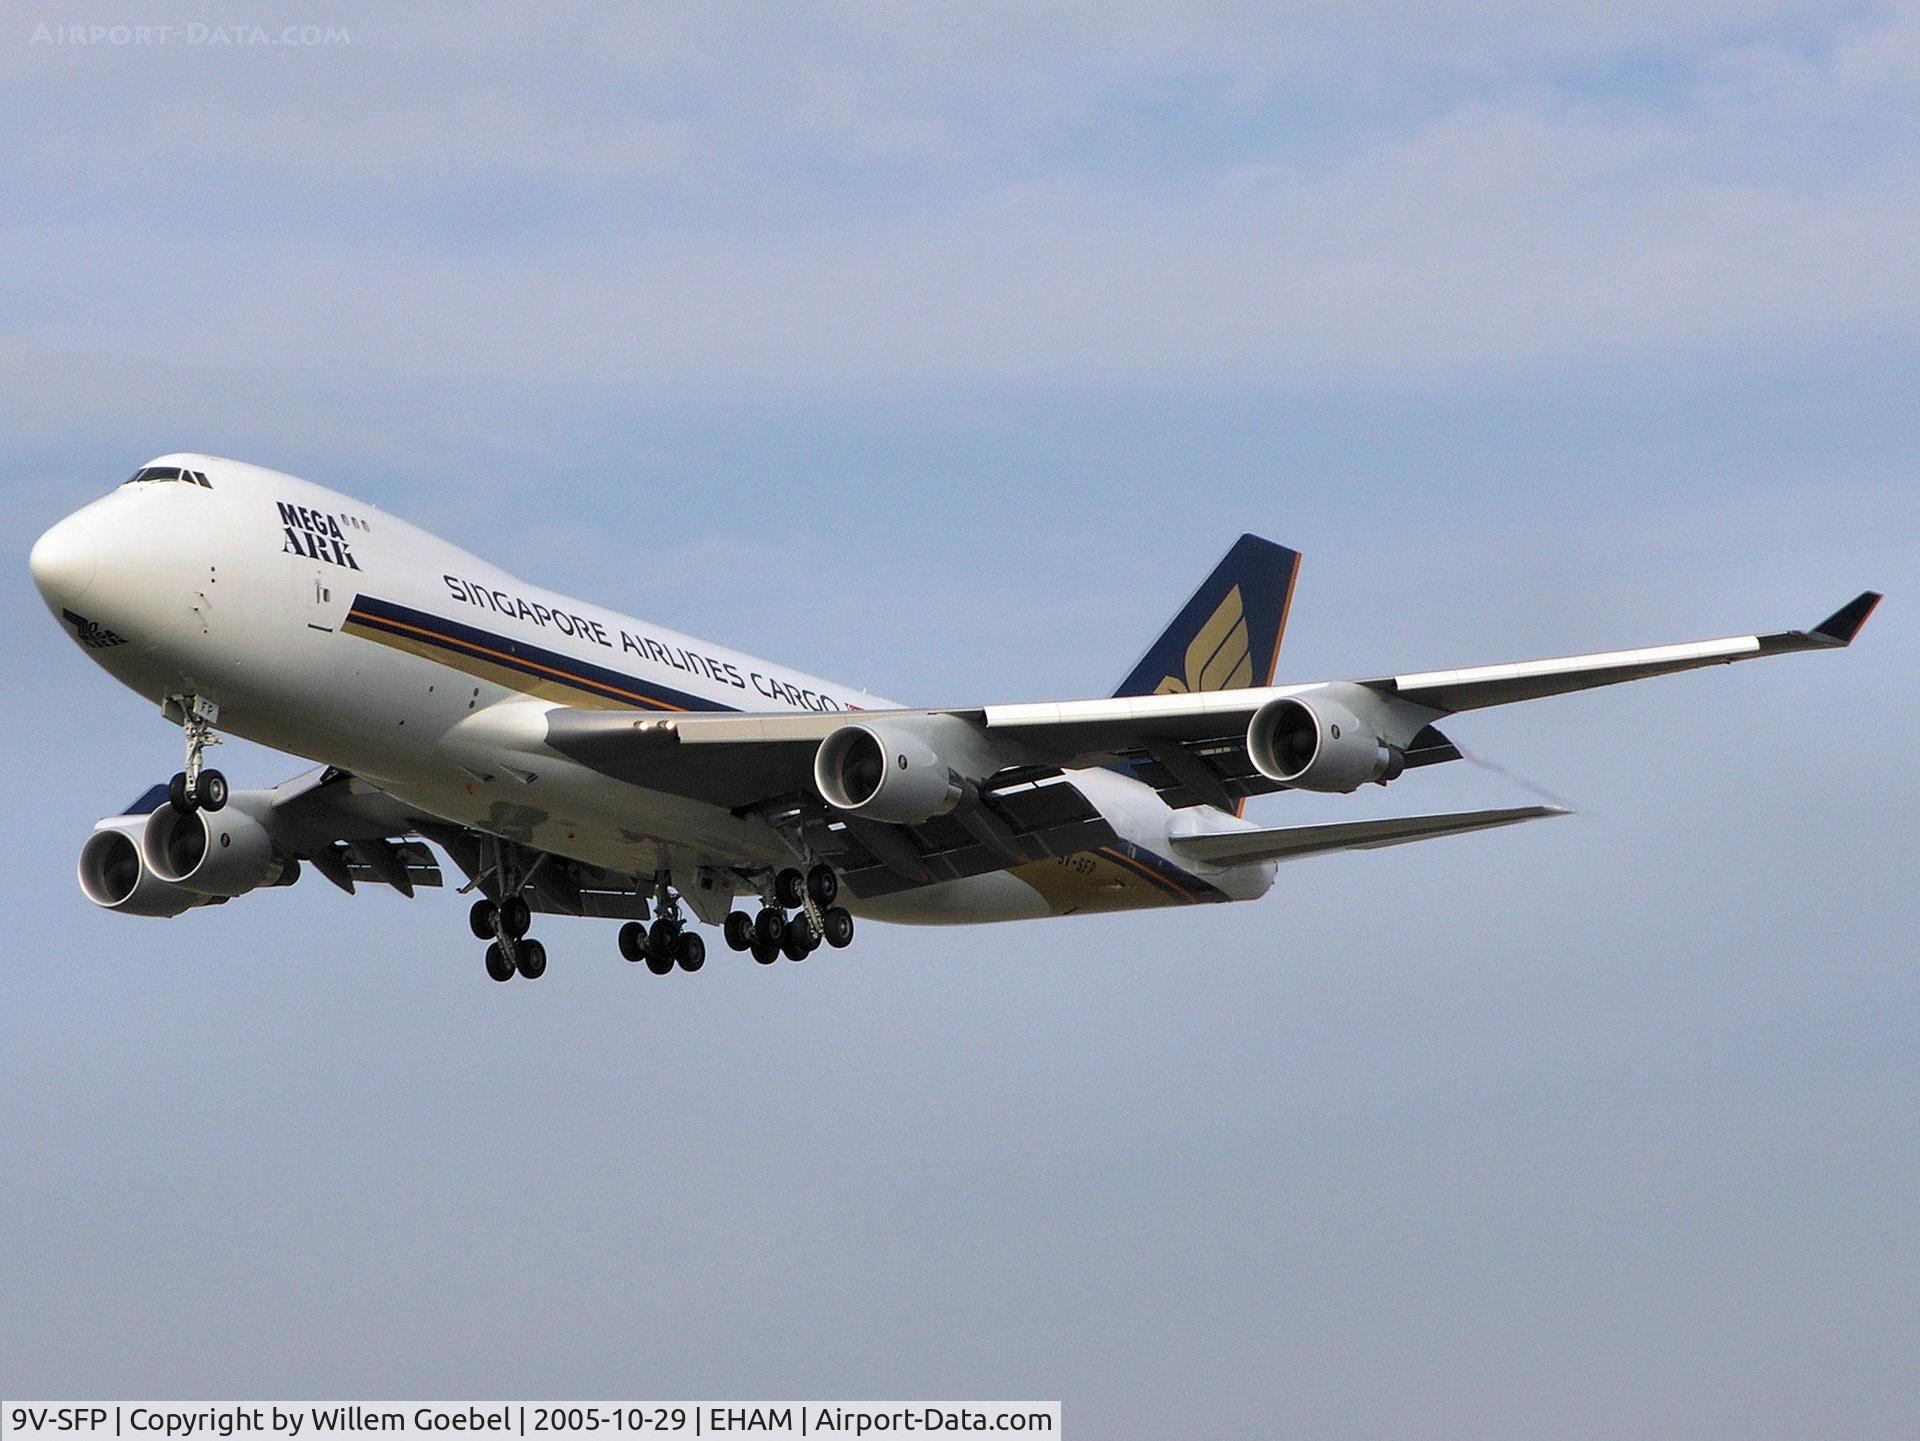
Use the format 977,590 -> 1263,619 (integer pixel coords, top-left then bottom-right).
127,466 -> 212,488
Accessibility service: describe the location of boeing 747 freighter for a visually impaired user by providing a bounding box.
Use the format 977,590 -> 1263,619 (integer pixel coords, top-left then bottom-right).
30,455 -> 1879,981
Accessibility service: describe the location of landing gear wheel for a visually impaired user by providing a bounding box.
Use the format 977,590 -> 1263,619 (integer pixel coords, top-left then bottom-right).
823,906 -> 855,949
753,907 -> 787,949
781,927 -> 815,962
649,917 -> 680,958
169,771 -> 195,814
484,941 -> 515,982
806,863 -> 839,907
619,920 -> 648,963
676,932 -> 706,972
751,938 -> 780,965
774,867 -> 806,909
498,895 -> 531,939
469,898 -> 499,941
194,769 -> 229,812
645,946 -> 676,977
515,938 -> 547,980
723,911 -> 754,952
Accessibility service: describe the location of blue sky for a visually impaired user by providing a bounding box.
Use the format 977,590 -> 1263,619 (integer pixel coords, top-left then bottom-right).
2,7 -> 1915,1438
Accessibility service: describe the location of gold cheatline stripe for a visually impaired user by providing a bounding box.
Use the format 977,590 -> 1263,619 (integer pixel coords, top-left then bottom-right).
1097,845 -> 1196,902
344,609 -> 684,712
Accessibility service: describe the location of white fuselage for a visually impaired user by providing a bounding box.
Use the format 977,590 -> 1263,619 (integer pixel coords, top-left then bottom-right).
32,455 -> 1276,922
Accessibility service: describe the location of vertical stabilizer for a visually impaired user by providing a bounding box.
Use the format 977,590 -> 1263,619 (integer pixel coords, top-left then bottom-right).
1112,534 -> 1302,698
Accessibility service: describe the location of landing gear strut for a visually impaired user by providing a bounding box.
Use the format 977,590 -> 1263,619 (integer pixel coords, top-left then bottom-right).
617,873 -> 709,975
167,694 -> 228,813
735,864 -> 852,966
483,861 -> 857,984
473,840 -> 548,982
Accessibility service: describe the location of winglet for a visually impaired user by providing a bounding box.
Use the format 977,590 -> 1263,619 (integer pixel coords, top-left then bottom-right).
1810,591 -> 1882,646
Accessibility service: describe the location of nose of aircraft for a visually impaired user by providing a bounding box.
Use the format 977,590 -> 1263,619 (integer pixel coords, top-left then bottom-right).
30,512 -> 99,611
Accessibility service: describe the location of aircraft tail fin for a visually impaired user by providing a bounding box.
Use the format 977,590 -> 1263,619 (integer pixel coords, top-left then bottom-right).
1112,534 -> 1302,698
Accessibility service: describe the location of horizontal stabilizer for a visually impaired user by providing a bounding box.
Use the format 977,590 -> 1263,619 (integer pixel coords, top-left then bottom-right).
1169,804 -> 1567,867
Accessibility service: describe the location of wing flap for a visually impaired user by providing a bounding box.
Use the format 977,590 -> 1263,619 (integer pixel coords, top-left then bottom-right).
817,774 -> 1122,898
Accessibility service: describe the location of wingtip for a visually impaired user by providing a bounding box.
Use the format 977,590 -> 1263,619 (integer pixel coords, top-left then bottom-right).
1811,591 -> 1883,646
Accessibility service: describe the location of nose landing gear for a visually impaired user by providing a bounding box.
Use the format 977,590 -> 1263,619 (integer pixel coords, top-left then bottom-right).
166,694 -> 228,813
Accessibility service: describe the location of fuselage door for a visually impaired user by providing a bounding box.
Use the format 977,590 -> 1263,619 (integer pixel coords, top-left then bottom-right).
306,568 -> 337,632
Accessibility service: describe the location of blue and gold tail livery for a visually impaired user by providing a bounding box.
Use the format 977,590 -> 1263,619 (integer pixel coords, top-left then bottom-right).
1113,534 -> 1302,698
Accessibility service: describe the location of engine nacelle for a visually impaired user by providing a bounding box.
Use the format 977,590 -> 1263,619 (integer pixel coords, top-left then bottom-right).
814,720 -> 964,824
1248,695 -> 1405,793
142,801 -> 297,898
78,818 -> 221,918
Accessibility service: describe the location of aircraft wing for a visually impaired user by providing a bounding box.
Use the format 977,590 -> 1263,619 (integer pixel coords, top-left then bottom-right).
1358,589 -> 1884,713
121,764 -> 451,896
1168,805 -> 1567,866
197,766 -> 664,917
541,591 -> 1880,815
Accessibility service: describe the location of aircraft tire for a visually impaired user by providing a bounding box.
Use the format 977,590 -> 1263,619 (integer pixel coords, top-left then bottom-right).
648,916 -> 679,957
484,941 -> 515,982
169,771 -> 195,813
723,911 -> 754,951
499,895 -> 531,939
774,868 -> 806,909
823,906 -> 854,949
806,864 -> 838,907
751,938 -> 780,965
618,920 -> 648,963
753,907 -> 786,949
781,927 -> 813,963
470,898 -> 499,940
677,932 -> 706,972
516,937 -> 547,980
195,769 -> 229,812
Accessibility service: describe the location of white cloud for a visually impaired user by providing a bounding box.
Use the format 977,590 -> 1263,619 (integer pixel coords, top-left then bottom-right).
1,1 -> 1914,414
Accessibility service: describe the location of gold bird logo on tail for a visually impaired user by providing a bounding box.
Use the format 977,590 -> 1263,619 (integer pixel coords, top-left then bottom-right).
1154,585 -> 1253,695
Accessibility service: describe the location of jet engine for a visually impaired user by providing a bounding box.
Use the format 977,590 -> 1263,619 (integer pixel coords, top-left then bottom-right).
814,720 -> 965,824
1248,695 -> 1405,793
78,817 -> 222,917
142,799 -> 298,898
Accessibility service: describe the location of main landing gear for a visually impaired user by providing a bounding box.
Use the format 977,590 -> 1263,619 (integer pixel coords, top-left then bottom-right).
469,860 -> 856,984
618,917 -> 706,974
468,840 -> 550,982
167,694 -> 228,813
613,875 -> 707,975
472,894 -> 546,982
719,864 -> 853,968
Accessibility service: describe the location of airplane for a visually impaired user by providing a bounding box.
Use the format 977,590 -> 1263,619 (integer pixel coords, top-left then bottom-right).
29,453 -> 1880,982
